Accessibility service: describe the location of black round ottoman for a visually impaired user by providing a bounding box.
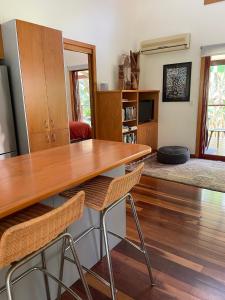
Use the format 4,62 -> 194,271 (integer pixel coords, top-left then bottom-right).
157,146 -> 190,165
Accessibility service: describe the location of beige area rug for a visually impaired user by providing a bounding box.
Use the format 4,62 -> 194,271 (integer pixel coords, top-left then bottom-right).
126,154 -> 225,193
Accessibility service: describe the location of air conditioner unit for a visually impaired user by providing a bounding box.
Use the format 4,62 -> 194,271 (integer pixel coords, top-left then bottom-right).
140,33 -> 191,55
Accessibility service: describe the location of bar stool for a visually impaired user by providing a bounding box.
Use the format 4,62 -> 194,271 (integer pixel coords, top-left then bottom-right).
0,191 -> 92,300
61,163 -> 154,300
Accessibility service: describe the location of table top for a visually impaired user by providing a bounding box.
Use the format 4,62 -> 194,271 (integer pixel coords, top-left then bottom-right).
0,139 -> 151,218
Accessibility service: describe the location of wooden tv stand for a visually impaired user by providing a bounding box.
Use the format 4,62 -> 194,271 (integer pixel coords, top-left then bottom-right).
96,90 -> 159,150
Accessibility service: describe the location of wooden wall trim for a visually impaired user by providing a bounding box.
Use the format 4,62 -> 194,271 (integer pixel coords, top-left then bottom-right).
0,26 -> 4,59
195,57 -> 211,157
63,38 -> 95,54
69,71 -> 76,121
204,0 -> 224,4
195,58 -> 206,157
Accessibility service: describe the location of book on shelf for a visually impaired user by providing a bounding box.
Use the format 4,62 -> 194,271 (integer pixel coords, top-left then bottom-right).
122,106 -> 136,122
123,132 -> 136,144
122,125 -> 137,133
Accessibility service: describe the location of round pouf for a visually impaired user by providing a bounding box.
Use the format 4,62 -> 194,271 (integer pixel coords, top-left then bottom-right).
157,146 -> 190,165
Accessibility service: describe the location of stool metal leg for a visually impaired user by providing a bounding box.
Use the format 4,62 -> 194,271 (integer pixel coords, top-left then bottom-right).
1,233 -> 92,300
6,270 -> 14,300
41,252 -> 51,300
68,237 -> 93,300
102,211 -> 117,300
128,194 -> 155,286
57,236 -> 67,300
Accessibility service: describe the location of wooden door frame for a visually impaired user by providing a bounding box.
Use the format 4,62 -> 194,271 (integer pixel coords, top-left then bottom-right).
63,38 -> 97,137
204,0 -> 224,5
196,57 -> 210,158
195,56 -> 225,161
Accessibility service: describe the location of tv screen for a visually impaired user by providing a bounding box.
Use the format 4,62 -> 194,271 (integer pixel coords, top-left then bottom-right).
139,100 -> 154,124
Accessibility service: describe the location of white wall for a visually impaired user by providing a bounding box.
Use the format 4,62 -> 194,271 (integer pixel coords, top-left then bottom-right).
136,0 -> 225,153
2,0 -> 225,152
0,0 -> 139,89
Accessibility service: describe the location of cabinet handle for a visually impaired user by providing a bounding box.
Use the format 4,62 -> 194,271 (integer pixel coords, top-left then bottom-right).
46,133 -> 51,144
44,120 -> 49,129
51,132 -> 56,142
50,119 -> 55,128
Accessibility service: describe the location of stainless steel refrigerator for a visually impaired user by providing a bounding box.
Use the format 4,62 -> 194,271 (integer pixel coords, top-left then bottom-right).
0,65 -> 17,159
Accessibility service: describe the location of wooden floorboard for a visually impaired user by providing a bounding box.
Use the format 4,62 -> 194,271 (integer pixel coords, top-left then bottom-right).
61,176 -> 225,299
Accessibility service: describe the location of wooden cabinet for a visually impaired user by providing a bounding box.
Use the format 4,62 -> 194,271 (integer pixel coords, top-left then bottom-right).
29,129 -> 69,152
17,21 -> 50,134
137,122 -> 158,150
42,26 -> 69,131
96,91 -> 122,141
96,90 -> 159,150
50,129 -> 70,148
29,132 -> 52,152
2,20 -> 69,154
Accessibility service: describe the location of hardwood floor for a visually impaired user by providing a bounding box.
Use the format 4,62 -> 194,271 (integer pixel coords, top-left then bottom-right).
62,176 -> 225,299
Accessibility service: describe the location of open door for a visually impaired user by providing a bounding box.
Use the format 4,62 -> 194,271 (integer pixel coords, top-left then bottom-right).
196,54 -> 225,160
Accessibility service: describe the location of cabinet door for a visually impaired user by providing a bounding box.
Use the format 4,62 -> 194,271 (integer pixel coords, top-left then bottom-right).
29,131 -> 51,152
42,27 -> 69,131
16,20 -> 50,134
50,129 -> 70,148
137,122 -> 158,150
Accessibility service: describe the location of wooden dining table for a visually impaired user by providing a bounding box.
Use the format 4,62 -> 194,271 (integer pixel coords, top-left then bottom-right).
0,139 -> 151,219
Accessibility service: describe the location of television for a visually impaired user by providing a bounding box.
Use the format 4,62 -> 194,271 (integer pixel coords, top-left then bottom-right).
138,100 -> 154,124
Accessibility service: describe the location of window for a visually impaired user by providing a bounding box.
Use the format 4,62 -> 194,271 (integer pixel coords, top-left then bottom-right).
77,70 -> 91,125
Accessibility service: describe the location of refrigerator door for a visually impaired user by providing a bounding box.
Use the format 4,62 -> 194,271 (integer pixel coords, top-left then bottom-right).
0,66 -> 17,155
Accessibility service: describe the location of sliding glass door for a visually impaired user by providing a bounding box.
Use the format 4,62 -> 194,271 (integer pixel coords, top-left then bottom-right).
198,55 -> 225,160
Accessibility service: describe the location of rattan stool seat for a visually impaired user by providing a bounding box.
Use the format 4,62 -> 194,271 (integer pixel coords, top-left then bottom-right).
0,204 -> 53,268
0,190 -> 85,270
61,176 -> 113,211
61,163 -> 144,212
0,204 -> 53,239
0,192 -> 93,300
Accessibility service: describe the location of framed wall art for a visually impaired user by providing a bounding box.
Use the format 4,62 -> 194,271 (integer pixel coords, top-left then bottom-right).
163,62 -> 192,102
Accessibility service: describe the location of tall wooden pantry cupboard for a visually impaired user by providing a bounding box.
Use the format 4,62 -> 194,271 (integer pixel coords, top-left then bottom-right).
1,20 -> 69,154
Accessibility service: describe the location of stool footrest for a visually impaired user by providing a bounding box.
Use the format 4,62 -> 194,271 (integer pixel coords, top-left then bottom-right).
107,230 -> 144,253
64,256 -> 118,293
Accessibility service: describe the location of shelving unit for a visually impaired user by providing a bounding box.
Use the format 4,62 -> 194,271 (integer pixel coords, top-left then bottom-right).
123,119 -> 137,123
96,90 -> 159,149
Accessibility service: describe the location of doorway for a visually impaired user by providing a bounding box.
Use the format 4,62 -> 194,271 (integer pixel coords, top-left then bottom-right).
70,69 -> 91,125
196,55 -> 225,160
63,39 -> 97,143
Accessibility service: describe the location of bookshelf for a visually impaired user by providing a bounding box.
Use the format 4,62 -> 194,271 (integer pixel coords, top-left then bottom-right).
96,90 -> 159,150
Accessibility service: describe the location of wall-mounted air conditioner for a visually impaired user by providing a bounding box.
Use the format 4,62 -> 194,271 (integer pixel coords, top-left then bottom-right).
140,33 -> 191,55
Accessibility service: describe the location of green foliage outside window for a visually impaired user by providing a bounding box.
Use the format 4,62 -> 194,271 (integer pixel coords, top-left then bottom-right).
207,65 -> 225,130
78,70 -> 91,125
